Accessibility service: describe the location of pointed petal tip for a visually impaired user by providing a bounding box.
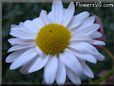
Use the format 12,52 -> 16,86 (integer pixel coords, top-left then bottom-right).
69,1 -> 75,8
84,11 -> 89,14
92,15 -> 96,18
9,64 -> 16,70
102,42 -> 106,46
91,74 -> 94,78
93,59 -> 97,64
81,11 -> 89,16
88,56 -> 97,64
8,39 -> 11,43
5,57 -> 11,63
5,58 -> 9,63
7,49 -> 11,53
53,0 -> 62,3
28,69 -> 33,73
28,67 -> 38,73
94,23 -> 100,29
52,0 -> 63,7
98,53 -> 105,61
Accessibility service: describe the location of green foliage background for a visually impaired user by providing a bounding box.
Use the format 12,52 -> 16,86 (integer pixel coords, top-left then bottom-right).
2,2 -> 114,85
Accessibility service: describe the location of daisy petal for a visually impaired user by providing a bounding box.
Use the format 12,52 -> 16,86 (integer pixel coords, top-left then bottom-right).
10,48 -> 37,70
59,49 -> 82,74
8,44 -> 35,52
40,10 -> 49,25
71,16 -> 95,32
8,38 -> 34,45
48,11 -> 55,23
67,69 -> 81,85
20,56 -> 38,74
28,55 -> 49,73
11,24 -> 18,28
44,56 -> 58,84
11,23 -> 35,35
73,24 -> 100,36
90,40 -> 105,46
69,42 -> 104,61
51,0 -> 63,24
70,35 -> 91,42
84,24 -> 100,36
6,50 -> 24,63
83,65 -> 94,78
35,46 -> 43,55
80,60 -> 94,78
56,60 -> 66,85
91,31 -> 102,39
62,1 -> 75,27
32,17 -> 45,29
70,49 -> 97,64
94,53 -> 105,61
69,42 -> 99,56
69,11 -> 89,29
82,16 -> 95,28
23,20 -> 39,33
10,30 -> 36,40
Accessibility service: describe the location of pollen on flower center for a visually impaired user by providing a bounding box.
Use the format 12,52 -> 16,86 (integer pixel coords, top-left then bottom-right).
35,24 -> 71,55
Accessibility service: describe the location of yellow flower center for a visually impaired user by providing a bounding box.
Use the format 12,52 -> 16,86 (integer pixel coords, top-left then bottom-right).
35,24 -> 71,55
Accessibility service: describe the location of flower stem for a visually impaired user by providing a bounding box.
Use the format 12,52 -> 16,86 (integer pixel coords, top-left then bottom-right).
102,47 -> 114,61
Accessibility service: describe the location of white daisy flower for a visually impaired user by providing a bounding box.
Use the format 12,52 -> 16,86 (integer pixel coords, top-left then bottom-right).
6,0 -> 105,85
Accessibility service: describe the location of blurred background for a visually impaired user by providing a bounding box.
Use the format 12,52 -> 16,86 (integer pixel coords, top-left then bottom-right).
2,1 -> 114,85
